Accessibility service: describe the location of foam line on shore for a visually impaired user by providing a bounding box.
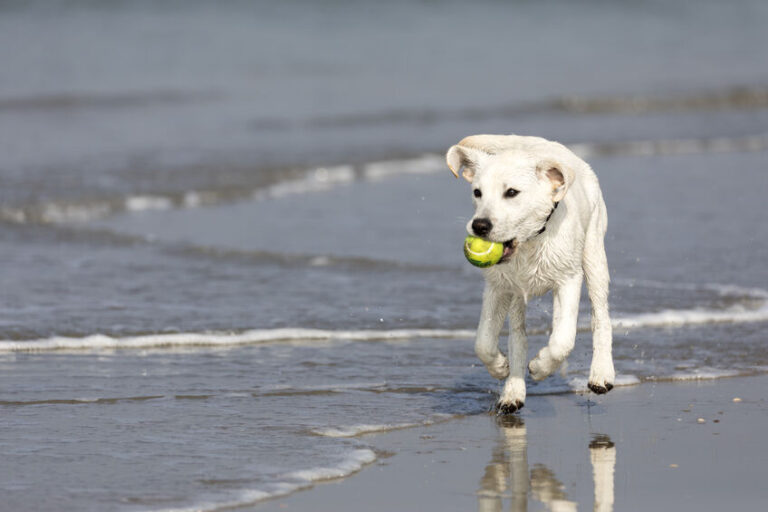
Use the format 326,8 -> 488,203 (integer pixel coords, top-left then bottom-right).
155,449 -> 377,512
0,328 -> 477,352
2,292 -> 768,353
310,414 -> 455,438
2,282 -> 767,352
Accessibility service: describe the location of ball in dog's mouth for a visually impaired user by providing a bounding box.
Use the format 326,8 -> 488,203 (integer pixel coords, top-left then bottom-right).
500,239 -> 517,262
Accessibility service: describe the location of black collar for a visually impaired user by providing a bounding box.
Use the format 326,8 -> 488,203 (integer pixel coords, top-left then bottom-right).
535,201 -> 559,236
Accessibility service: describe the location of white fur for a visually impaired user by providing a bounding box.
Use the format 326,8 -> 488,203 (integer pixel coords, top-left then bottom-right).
447,134 -> 615,411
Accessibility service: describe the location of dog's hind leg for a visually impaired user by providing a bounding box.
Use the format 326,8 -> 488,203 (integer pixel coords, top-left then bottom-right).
528,273 -> 582,381
475,283 -> 511,380
583,202 -> 615,394
497,294 -> 528,413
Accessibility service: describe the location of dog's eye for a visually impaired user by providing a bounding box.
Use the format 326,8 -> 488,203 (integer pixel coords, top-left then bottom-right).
504,188 -> 519,198
473,189 -> 482,198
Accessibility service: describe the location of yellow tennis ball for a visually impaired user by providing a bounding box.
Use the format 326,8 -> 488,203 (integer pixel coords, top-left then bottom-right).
464,235 -> 504,268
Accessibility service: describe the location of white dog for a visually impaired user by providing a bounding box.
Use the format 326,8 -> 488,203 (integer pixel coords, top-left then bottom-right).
447,134 -> 615,413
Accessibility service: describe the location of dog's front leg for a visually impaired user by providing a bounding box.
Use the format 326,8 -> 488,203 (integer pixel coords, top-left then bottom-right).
583,204 -> 615,394
528,273 -> 583,381
497,294 -> 527,413
475,283 -> 511,380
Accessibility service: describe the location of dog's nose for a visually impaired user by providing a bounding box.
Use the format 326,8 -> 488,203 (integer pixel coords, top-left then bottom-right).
472,218 -> 492,237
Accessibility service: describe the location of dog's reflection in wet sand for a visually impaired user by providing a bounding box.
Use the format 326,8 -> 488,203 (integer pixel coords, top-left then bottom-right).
477,417 -> 616,512
588,435 -> 616,512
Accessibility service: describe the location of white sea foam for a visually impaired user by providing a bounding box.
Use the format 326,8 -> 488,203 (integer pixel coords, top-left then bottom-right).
3,133 -> 766,227
592,280 -> 768,330
311,415 -> 452,438
284,448 -> 377,481
363,154 -> 443,180
312,423 -> 422,438
40,201 -> 114,223
611,303 -> 768,330
3,287 -> 768,353
124,195 -> 174,212
260,380 -> 388,395
0,166 -> 357,225
0,328 -> 476,353
253,165 -> 356,200
651,367 -> 744,382
570,132 -> 768,159
153,449 -> 377,512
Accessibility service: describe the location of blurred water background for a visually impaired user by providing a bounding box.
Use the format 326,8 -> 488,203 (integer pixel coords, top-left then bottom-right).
1,1 -> 767,510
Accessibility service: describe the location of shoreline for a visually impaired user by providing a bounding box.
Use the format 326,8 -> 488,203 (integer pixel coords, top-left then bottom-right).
253,374 -> 768,512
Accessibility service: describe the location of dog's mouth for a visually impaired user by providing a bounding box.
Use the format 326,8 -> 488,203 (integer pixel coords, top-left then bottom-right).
500,239 -> 517,262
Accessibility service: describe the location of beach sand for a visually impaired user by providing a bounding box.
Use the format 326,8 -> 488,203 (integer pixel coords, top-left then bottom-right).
257,375 -> 768,512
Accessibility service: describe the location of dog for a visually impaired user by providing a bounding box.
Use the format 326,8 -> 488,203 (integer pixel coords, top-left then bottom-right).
446,134 -> 615,413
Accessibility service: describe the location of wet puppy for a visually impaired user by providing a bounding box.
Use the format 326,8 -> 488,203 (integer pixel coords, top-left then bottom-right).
447,135 -> 614,413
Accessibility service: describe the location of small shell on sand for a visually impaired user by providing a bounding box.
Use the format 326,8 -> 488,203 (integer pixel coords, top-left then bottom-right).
733,397 -> 743,403
697,418 -> 706,424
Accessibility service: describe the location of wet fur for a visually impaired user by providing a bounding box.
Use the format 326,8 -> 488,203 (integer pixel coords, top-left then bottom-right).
447,134 -> 615,413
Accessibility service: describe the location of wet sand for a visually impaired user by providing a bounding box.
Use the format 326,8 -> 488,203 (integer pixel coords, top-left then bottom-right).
257,375 -> 768,512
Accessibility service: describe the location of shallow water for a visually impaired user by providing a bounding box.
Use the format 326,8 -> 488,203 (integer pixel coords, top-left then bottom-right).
1,1 -> 768,511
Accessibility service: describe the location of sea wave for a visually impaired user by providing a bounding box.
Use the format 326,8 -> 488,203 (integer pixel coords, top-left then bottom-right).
0,90 -> 217,112
611,304 -> 768,330
0,328 -> 476,352
2,287 -> 767,353
613,278 -> 768,298
257,85 -> 768,130
0,163 -> 361,225
3,131 -> 767,226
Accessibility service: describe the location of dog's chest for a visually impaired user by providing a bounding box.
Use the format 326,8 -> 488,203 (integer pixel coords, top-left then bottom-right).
486,241 -> 580,297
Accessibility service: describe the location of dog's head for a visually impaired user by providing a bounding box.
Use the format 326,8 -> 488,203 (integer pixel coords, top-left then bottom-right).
446,135 -> 574,259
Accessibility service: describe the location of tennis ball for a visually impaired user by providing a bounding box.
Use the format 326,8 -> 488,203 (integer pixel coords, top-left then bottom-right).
463,235 -> 504,268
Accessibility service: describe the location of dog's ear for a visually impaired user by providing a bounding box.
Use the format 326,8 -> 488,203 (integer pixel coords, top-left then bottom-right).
446,144 -> 484,183
537,160 -> 574,202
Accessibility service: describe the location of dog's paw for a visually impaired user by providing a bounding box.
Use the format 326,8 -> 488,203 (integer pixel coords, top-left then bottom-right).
497,377 -> 526,414
587,381 -> 614,394
486,354 -> 510,380
495,399 -> 524,415
527,348 -> 559,381
588,355 -> 615,394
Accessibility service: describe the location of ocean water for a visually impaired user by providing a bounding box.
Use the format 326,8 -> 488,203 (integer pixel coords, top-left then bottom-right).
1,1 -> 768,510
